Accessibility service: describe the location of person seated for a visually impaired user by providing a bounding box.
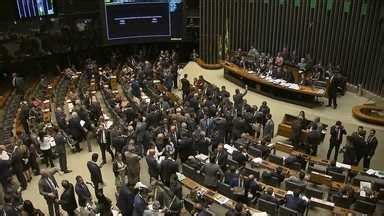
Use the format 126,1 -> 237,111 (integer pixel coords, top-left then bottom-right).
192,202 -> 210,216
284,154 -> 306,170
284,171 -> 307,186
284,190 -> 308,214
271,167 -> 285,185
224,166 -> 240,188
254,138 -> 271,159
244,174 -> 264,202
326,160 -> 344,174
334,184 -> 355,203
259,187 -> 280,205
225,202 -> 251,216
232,145 -> 249,167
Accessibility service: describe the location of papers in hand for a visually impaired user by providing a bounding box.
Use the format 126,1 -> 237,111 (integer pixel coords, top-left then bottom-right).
176,172 -> 186,181
252,157 -> 262,164
80,120 -> 86,127
336,162 -> 351,170
224,144 -> 237,155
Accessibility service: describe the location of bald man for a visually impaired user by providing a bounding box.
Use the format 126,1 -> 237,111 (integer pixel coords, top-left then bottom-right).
146,149 -> 159,182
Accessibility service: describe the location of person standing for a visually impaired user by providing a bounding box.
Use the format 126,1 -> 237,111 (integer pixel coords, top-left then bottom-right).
263,114 -> 274,143
233,85 -> 248,114
117,182 -> 136,216
74,175 -> 92,208
327,74 -> 338,109
54,128 -> 71,173
200,155 -> 224,190
96,120 -> 114,165
58,180 -> 77,216
38,168 -> 60,216
125,146 -> 141,185
180,74 -> 190,100
327,121 -> 347,161
87,153 -> 104,193
364,129 -> 378,169
113,153 -> 127,192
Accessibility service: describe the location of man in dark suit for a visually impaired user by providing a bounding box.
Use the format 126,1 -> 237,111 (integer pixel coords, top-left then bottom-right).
305,124 -> 322,156
68,112 -> 85,152
200,156 -> 224,190
284,190 -> 308,214
38,168 -> 60,216
125,146 -> 141,185
327,121 -> 347,161
259,187 -> 279,205
117,182 -> 136,216
55,107 -> 67,132
180,74 -> 190,99
58,180 -> 77,216
75,175 -> 92,208
364,129 -> 378,169
146,149 -> 159,182
214,144 -> 228,171
87,153 -> 103,193
352,126 -> 367,165
291,117 -> 304,148
327,74 -> 338,109
233,85 -> 248,113
54,128 -> 71,173
11,145 -> 27,190
96,121 -> 114,165
160,154 -> 179,186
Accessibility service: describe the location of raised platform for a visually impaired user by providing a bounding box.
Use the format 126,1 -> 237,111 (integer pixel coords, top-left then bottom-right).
222,61 -> 326,108
352,104 -> 384,126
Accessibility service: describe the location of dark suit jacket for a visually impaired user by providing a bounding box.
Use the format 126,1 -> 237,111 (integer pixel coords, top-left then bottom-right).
38,171 -> 59,200
54,132 -> 66,154
285,194 -> 307,213
366,136 -> 378,157
160,158 -> 179,186
330,125 -> 347,145
59,184 -> 77,212
75,182 -> 92,207
117,185 -> 135,216
133,194 -> 147,216
87,161 -> 103,185
213,150 -> 228,170
145,156 -> 160,179
68,117 -> 86,141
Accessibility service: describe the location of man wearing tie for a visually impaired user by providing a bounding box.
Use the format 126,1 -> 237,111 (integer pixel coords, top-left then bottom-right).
96,120 -> 114,165
213,144 -> 228,171
364,129 -> 378,169
327,121 -> 347,161
38,168 -> 60,216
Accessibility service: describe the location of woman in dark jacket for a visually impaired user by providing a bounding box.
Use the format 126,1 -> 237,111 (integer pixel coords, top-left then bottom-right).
59,180 -> 78,216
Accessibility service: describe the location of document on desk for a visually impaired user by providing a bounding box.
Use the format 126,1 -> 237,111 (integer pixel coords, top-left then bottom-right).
214,194 -> 229,205
336,162 -> 351,170
252,212 -> 267,216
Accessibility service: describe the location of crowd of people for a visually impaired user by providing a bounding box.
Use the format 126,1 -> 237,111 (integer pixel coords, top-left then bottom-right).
0,48 -> 380,216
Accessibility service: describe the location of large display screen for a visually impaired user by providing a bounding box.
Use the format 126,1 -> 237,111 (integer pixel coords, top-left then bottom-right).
103,0 -> 183,41
16,0 -> 55,19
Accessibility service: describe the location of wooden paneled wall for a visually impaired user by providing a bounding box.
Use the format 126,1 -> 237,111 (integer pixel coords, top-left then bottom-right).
200,0 -> 384,95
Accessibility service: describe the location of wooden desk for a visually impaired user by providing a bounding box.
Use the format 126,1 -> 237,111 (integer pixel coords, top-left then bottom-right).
222,61 -> 326,108
273,142 -> 363,173
352,104 -> 384,126
195,58 -> 223,70
179,175 -> 261,214
276,114 -> 328,143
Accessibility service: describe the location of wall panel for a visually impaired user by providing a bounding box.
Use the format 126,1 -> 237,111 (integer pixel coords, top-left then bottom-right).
200,0 -> 383,95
